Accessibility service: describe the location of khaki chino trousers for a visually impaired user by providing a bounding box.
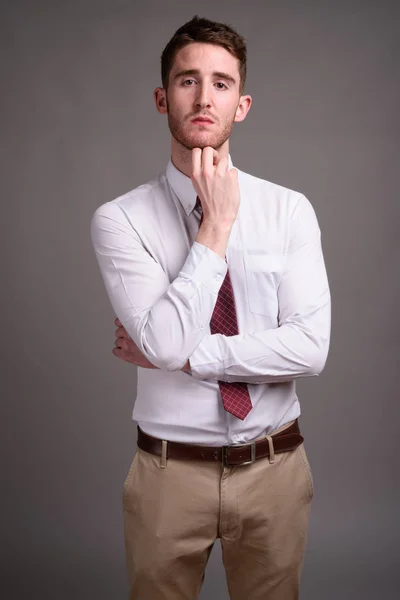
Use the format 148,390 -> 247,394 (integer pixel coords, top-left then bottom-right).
122,419 -> 314,600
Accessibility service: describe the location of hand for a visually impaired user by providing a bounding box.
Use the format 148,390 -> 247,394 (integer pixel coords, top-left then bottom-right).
191,147 -> 240,229
112,317 -> 158,368
112,317 -> 191,373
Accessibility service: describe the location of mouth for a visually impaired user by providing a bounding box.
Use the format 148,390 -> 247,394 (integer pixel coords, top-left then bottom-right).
190,117 -> 215,125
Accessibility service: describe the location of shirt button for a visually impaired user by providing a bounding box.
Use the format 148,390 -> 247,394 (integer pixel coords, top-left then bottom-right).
216,274 -> 221,281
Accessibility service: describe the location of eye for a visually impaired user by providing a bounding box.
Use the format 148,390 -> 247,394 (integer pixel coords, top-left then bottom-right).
215,82 -> 228,90
182,79 -> 196,86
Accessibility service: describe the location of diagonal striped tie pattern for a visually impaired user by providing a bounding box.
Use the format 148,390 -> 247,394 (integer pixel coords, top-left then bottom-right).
195,196 -> 253,420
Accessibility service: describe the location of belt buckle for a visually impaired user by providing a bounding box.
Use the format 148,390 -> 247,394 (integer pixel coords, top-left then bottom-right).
222,441 -> 256,467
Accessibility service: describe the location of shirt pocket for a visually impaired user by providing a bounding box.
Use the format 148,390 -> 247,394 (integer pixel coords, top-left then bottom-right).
243,252 -> 283,317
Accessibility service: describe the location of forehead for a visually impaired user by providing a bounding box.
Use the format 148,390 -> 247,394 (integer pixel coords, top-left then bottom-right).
172,42 -> 239,75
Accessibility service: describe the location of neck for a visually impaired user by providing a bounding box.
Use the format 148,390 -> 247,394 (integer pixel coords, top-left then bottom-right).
170,137 -> 230,178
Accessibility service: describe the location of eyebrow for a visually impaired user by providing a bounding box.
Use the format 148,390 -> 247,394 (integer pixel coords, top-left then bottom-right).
173,69 -> 237,85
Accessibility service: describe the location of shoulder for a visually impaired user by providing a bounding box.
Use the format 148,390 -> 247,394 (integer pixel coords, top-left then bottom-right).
90,172 -> 166,227
237,167 -> 312,215
91,173 -> 164,219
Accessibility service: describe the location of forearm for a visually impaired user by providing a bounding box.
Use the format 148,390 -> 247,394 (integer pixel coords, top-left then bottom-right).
187,310 -> 330,383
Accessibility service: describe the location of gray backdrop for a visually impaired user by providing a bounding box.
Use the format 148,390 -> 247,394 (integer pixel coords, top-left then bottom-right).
1,0 -> 399,598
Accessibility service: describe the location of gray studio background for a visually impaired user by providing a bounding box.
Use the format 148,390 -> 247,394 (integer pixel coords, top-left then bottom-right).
1,1 -> 399,599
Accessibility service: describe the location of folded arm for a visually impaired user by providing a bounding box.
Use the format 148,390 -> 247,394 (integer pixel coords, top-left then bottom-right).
188,194 -> 331,383
91,195 -> 330,383
90,202 -> 227,371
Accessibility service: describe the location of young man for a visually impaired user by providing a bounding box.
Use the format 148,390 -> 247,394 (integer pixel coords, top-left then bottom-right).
91,15 -> 331,600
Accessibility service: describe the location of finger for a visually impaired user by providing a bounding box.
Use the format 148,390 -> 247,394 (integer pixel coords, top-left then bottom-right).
116,336 -> 129,349
228,166 -> 239,180
116,337 -> 136,352
114,317 -> 122,327
191,148 -> 201,179
115,326 -> 130,338
112,347 -> 130,362
212,148 -> 219,166
202,146 -> 215,173
215,155 -> 228,176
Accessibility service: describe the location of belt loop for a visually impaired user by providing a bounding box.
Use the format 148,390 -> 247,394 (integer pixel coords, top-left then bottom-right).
266,435 -> 275,464
160,440 -> 168,469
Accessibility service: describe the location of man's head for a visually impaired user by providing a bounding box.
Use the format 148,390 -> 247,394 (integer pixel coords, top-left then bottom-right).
161,15 -> 247,96
154,16 -> 252,154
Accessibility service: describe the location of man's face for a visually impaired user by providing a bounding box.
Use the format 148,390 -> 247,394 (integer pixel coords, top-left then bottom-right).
165,42 -> 242,151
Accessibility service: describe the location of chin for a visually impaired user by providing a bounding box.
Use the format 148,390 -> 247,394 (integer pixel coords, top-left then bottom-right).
181,133 -> 219,150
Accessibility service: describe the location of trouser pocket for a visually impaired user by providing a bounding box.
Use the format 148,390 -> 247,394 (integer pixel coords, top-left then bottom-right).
122,450 -> 139,508
298,442 -> 314,499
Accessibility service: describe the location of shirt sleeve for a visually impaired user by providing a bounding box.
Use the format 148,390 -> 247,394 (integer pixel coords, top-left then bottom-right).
188,194 -> 331,383
90,202 -> 227,371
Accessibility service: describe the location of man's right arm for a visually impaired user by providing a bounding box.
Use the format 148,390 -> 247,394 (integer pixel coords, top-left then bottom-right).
90,201 -> 228,372
195,220 -> 232,259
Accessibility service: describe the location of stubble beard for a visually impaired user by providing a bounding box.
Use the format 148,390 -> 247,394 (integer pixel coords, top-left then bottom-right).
166,101 -> 235,151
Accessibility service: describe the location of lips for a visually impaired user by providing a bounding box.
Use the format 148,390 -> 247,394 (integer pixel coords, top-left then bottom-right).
191,116 -> 214,124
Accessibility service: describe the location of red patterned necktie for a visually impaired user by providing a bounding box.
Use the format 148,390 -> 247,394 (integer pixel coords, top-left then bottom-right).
195,196 -> 253,420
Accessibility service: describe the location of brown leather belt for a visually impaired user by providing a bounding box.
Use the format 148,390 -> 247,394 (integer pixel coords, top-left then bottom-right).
137,419 -> 303,467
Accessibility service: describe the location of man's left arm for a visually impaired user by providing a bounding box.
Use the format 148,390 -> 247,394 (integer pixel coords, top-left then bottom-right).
184,194 -> 331,384
114,194 -> 331,383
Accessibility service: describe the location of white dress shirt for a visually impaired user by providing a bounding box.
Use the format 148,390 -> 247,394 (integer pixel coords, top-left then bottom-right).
90,154 -> 331,446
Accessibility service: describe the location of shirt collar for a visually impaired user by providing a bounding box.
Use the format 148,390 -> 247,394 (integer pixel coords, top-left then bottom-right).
166,154 -> 234,217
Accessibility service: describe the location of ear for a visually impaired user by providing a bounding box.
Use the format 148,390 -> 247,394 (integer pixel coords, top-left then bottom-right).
234,94 -> 252,123
154,87 -> 168,114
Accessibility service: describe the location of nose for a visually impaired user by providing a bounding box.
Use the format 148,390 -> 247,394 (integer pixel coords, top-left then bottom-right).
195,83 -> 212,109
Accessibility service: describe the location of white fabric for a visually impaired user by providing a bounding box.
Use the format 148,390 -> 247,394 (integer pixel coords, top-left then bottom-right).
91,154 -> 331,446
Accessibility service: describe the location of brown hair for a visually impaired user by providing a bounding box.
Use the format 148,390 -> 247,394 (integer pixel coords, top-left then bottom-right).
161,15 -> 247,96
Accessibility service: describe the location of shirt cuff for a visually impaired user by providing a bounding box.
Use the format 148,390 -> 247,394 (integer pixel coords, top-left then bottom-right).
179,241 -> 228,295
189,334 -> 225,380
